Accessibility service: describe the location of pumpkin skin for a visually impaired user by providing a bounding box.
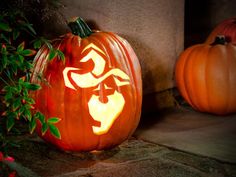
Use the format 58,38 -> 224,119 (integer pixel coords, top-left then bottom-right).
30,17 -> 142,151
175,37 -> 236,115
205,17 -> 236,44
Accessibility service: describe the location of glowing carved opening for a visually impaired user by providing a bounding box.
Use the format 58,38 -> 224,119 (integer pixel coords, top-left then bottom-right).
80,49 -> 105,76
62,43 -> 131,135
88,90 -> 125,135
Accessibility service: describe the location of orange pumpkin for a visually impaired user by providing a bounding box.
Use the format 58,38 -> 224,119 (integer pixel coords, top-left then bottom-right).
175,36 -> 236,115
206,17 -> 236,44
30,17 -> 142,151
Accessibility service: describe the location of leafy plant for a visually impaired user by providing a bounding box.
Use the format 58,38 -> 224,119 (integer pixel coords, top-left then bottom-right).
0,9 -> 63,156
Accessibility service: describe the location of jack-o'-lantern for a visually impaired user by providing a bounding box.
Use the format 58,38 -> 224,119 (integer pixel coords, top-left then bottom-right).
30,17 -> 142,151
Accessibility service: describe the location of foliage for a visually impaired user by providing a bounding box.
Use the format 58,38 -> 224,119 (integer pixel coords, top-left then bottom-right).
0,9 -> 63,157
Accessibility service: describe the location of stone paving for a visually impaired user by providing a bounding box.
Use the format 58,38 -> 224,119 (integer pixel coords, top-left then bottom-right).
2,106 -> 236,177
2,137 -> 236,177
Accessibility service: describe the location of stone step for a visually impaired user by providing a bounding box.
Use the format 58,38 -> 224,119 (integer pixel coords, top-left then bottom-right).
135,106 -> 236,163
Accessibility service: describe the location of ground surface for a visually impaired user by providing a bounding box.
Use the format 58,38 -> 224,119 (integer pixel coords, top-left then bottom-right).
2,106 -> 236,177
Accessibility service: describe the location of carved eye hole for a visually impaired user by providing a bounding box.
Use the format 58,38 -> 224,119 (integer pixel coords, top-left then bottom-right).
80,43 -> 106,76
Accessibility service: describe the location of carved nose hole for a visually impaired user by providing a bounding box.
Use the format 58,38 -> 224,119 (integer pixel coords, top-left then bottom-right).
99,95 -> 108,104
93,84 -> 114,103
99,89 -> 115,103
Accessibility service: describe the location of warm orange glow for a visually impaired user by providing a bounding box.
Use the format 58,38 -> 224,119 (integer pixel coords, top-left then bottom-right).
80,48 -> 105,76
62,43 -> 131,135
89,90 -> 125,135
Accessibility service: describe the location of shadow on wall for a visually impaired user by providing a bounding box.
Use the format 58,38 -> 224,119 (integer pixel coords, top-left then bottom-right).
185,0 -> 211,47
121,34 -> 170,111
185,0 -> 236,48
20,0 -> 69,38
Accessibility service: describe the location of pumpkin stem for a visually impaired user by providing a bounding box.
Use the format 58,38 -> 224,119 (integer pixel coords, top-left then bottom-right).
68,17 -> 93,38
211,35 -> 227,45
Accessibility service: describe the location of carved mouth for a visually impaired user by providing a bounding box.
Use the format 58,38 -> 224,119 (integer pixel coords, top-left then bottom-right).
88,91 -> 125,135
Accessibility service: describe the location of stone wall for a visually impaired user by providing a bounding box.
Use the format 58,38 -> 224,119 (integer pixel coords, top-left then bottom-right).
60,0 -> 185,96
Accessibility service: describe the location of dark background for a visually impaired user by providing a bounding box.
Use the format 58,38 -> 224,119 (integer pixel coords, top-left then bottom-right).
185,0 -> 236,47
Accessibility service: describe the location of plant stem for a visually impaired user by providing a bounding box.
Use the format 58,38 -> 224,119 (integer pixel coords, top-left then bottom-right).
0,76 -> 10,87
4,71 -> 16,86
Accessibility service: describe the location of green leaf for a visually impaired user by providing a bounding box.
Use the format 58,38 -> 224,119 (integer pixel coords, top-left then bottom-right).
17,42 -> 25,52
6,113 -> 16,132
44,40 -> 53,49
22,88 -> 29,97
0,22 -> 12,32
42,123 -> 48,136
23,108 -> 32,121
13,30 -> 20,40
18,105 -> 26,115
25,97 -> 35,104
35,112 -> 45,124
57,50 -> 65,62
17,83 -> 22,93
25,23 -> 36,36
33,39 -> 42,49
20,49 -> 36,56
0,33 -> 11,44
19,77 -> 25,84
4,90 -> 13,102
12,97 -> 22,111
48,123 -> 61,139
24,82 -> 41,91
48,49 -> 57,60
47,117 -> 61,124
1,54 -> 8,69
29,117 -> 37,134
11,64 -> 18,75
17,54 -> 24,64
23,60 -> 33,70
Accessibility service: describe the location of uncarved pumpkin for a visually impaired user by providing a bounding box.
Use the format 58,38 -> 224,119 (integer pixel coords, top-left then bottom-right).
205,17 -> 236,44
30,17 -> 142,151
175,36 -> 236,115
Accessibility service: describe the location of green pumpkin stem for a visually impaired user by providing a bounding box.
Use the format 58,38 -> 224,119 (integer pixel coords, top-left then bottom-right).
211,35 -> 227,45
68,17 -> 93,38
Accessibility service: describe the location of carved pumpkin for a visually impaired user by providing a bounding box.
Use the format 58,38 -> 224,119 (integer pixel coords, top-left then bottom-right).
175,36 -> 236,115
31,17 -> 142,151
205,17 -> 236,44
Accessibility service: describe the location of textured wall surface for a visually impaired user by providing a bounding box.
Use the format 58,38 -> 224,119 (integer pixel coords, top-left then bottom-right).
59,0 -> 185,95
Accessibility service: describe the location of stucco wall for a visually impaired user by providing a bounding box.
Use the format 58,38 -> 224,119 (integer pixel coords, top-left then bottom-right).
59,0 -> 185,95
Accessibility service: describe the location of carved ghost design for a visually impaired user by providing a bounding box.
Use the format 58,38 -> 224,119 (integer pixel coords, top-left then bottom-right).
63,43 -> 131,135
